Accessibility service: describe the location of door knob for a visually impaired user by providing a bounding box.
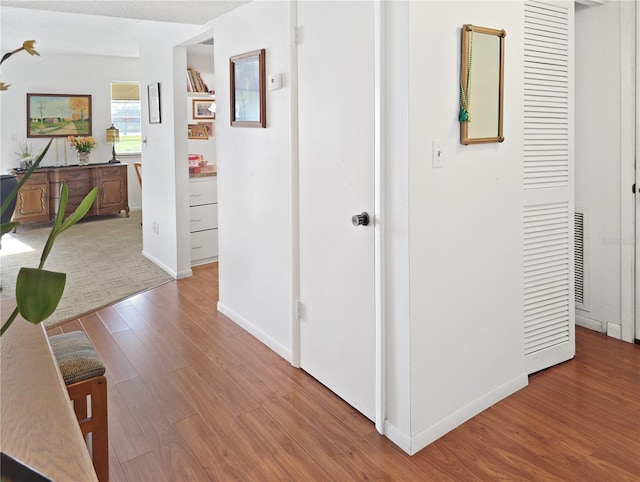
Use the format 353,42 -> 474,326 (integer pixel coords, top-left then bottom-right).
352,212 -> 370,226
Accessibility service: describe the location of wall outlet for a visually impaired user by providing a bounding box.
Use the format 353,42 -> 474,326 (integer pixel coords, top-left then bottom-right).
152,221 -> 159,234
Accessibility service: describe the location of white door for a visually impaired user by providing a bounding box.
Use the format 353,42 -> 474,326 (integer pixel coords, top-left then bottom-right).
523,0 -> 576,373
297,1 -> 375,419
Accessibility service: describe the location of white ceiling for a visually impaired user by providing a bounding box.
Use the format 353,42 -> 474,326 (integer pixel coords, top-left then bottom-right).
0,1 -> 249,57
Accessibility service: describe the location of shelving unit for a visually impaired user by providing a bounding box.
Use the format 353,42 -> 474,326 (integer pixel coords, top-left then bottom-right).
186,42 -> 217,266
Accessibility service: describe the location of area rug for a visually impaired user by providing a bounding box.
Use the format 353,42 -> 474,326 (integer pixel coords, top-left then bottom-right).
0,210 -> 173,328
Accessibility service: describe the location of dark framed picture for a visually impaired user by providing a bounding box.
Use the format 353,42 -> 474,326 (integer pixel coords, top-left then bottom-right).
26,93 -> 92,138
192,99 -> 215,119
148,82 -> 161,124
230,49 -> 266,128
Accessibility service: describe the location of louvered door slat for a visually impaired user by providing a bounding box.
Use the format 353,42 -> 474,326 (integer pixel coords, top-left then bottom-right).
523,0 -> 574,374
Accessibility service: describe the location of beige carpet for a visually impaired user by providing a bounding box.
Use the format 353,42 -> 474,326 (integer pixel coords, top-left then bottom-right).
1,210 -> 173,328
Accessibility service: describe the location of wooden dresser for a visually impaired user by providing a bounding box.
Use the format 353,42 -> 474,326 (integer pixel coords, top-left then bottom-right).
12,164 -> 129,224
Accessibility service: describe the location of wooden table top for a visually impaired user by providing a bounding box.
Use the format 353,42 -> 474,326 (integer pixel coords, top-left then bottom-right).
0,301 -> 98,482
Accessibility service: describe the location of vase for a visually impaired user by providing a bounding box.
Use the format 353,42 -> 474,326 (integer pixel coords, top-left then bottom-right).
77,152 -> 90,166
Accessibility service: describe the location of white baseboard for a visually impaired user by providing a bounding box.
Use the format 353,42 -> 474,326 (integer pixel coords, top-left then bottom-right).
576,314 -> 604,332
191,256 -> 218,267
389,373 -> 528,456
217,301 -> 292,363
176,268 -> 193,279
141,250 -> 178,279
606,322 -> 621,340
384,421 -> 412,454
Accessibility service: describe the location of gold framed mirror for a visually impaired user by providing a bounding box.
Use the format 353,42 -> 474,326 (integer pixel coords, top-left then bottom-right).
460,24 -> 506,145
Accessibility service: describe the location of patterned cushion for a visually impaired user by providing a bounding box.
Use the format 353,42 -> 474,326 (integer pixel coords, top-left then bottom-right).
49,331 -> 105,385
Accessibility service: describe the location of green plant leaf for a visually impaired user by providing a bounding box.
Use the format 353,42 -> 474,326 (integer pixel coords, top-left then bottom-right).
39,183 -> 69,267
15,267 -> 66,324
39,185 -> 97,268
1,221 -> 19,237
0,138 -> 52,218
59,186 -> 98,233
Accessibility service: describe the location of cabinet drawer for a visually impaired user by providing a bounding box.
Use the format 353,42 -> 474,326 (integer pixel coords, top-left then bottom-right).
190,228 -> 218,261
189,179 -> 217,206
50,180 -> 91,199
97,166 -> 126,179
19,172 -> 48,184
189,204 -> 218,232
50,168 -> 90,183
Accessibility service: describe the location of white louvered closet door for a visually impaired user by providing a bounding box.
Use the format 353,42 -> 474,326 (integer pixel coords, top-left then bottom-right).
523,0 -> 575,374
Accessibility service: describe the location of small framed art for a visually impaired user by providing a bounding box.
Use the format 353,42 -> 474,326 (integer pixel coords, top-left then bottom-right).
148,82 -> 161,124
199,122 -> 214,137
192,99 -> 215,120
188,123 -> 208,139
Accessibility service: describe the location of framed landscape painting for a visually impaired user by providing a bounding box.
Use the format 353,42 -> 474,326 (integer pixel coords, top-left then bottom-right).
27,93 -> 92,138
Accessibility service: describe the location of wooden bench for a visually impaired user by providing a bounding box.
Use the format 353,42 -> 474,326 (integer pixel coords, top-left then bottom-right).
49,331 -> 109,482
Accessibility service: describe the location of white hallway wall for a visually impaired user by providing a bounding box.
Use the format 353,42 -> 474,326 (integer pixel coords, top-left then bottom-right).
208,0 -> 528,454
397,0 -> 527,452
210,1 -> 293,359
137,20 -> 203,278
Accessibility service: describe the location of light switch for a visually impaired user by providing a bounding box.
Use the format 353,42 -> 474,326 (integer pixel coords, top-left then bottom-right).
432,141 -> 445,168
268,74 -> 282,90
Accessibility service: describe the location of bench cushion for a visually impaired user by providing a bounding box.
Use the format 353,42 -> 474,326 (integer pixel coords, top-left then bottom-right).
49,331 -> 105,385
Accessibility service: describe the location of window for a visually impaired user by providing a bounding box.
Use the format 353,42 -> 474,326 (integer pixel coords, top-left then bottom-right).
110,82 -> 141,154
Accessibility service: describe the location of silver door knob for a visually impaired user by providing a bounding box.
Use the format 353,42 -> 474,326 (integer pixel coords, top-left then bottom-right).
352,212 -> 370,226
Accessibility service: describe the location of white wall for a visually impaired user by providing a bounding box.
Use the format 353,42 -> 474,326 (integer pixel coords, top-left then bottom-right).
137,21 -> 203,278
574,1 -> 630,339
384,0 -> 412,441
391,1 -> 527,452
0,51 -> 143,210
211,2 -> 293,357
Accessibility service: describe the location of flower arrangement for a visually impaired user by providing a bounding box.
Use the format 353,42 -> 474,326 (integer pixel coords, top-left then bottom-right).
67,135 -> 97,154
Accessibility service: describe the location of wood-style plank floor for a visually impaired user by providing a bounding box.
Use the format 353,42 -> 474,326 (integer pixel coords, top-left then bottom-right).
48,263 -> 640,481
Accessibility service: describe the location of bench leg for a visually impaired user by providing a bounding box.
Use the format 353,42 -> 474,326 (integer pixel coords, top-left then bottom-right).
67,376 -> 109,482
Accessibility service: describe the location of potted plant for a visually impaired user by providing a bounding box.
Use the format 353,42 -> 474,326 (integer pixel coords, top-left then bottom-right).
67,136 -> 97,165
0,41 -> 98,336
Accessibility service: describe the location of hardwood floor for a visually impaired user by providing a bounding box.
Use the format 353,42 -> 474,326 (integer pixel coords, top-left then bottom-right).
48,263 -> 640,481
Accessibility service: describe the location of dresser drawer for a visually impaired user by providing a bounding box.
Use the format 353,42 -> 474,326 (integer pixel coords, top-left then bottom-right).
190,228 -> 218,261
189,179 -> 217,206
49,168 -> 90,183
97,165 -> 126,179
19,172 -> 49,184
50,180 -> 92,199
189,204 -> 218,232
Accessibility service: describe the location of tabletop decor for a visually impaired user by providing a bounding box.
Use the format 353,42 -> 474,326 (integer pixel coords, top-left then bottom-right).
67,135 -> 97,165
